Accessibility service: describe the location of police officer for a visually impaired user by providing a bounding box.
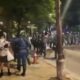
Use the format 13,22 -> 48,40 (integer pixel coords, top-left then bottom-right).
14,34 -> 30,76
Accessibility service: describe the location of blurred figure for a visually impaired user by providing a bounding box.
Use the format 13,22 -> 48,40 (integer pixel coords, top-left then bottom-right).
0,31 -> 12,77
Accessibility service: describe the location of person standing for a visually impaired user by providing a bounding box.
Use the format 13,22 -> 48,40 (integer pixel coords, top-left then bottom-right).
14,34 -> 31,76
0,31 -> 12,77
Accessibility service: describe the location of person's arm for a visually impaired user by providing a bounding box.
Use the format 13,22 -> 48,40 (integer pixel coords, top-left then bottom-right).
24,38 -> 31,49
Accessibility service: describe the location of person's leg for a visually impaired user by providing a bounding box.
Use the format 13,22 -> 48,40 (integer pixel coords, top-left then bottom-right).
39,48 -> 42,56
43,47 -> 46,58
54,50 -> 57,59
39,45 -> 44,57
17,56 -> 21,71
43,51 -> 46,58
21,56 -> 27,76
0,62 -> 4,77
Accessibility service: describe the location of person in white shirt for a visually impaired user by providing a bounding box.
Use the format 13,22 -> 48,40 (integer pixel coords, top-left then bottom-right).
0,31 -> 12,77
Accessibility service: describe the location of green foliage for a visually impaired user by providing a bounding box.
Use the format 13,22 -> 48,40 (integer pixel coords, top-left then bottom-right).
0,0 -> 55,36
0,0 -> 55,22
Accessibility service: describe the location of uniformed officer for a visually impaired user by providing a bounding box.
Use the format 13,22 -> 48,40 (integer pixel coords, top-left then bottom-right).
14,34 -> 30,76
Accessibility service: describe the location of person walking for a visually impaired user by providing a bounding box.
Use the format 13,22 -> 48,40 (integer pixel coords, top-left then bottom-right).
14,34 -> 31,76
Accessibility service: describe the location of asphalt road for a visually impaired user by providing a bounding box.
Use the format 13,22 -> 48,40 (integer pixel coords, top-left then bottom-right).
64,49 -> 80,77
47,48 -> 80,78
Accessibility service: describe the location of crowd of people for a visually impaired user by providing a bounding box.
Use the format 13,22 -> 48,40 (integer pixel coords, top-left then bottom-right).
64,32 -> 80,46
0,30 -> 80,77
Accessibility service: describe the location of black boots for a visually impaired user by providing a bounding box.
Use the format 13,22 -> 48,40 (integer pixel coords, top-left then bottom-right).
21,66 -> 26,76
21,72 -> 25,76
0,70 -> 3,77
0,69 -> 11,77
0,73 -> 3,77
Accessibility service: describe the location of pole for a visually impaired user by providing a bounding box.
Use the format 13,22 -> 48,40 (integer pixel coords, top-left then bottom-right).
55,0 -> 64,80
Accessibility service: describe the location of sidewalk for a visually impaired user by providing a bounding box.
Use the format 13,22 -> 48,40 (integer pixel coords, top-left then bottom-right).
0,58 -> 56,80
0,53 -> 78,80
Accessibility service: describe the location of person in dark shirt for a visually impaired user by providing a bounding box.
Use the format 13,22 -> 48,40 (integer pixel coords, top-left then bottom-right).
13,35 -> 31,76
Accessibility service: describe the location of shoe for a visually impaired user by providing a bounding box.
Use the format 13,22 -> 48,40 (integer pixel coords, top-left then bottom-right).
21,73 -> 25,76
0,72 -> 3,77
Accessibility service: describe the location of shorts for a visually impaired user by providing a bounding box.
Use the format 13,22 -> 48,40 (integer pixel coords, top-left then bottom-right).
0,56 -> 7,63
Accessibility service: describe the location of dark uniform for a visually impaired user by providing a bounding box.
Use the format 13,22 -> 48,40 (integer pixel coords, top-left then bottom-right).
13,37 -> 30,76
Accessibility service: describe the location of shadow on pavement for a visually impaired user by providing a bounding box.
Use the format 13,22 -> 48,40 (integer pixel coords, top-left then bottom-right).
48,77 -> 57,80
49,77 -> 71,80
45,57 -> 56,60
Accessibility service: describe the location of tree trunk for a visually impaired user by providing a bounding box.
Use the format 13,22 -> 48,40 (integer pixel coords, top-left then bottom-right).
55,0 -> 64,80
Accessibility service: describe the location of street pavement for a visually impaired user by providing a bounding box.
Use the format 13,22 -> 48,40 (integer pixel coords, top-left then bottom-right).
0,48 -> 79,80
46,49 -> 80,80
0,58 -> 56,80
64,49 -> 80,79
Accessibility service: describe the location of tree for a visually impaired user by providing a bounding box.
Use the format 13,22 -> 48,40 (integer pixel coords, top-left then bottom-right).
0,0 -> 55,36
